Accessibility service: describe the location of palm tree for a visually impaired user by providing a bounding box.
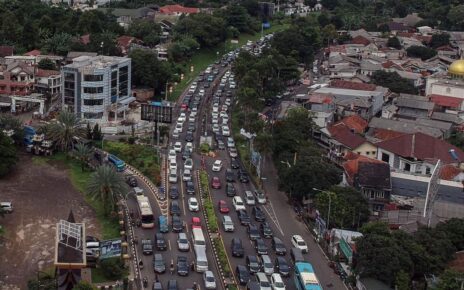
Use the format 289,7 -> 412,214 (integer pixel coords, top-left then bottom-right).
47,111 -> 85,152
74,143 -> 93,171
87,165 -> 129,215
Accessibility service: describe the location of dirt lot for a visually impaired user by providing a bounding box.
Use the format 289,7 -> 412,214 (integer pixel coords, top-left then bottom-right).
0,154 -> 100,289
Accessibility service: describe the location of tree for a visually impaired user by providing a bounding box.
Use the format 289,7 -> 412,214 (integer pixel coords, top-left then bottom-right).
321,0 -> 339,10
99,258 -> 125,280
219,5 -> 258,33
371,71 -> 417,94
47,111 -> 85,152
72,281 -> 95,290
87,165 -> 129,215
38,58 -> 56,70
127,19 -> 161,47
406,45 -> 437,60
0,131 -> 17,177
0,114 -> 23,144
436,269 -> 464,290
430,33 -> 450,48
447,5 -> 464,31
395,270 -> 410,290
42,33 -> 73,56
387,36 -> 402,49
321,24 -> 338,46
88,31 -> 120,56
435,218 -> 464,251
168,36 -> 200,62
92,123 -> 102,141
1,11 -> 21,44
86,123 -> 93,140
74,143 -> 92,171
174,13 -> 226,48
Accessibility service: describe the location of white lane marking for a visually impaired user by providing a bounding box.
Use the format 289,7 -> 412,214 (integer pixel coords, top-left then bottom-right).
262,201 -> 284,236
168,239 -> 172,251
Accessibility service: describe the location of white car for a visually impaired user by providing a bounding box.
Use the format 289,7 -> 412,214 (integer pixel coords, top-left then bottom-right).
212,116 -> 219,124
257,272 -> 272,290
225,98 -> 231,106
270,273 -> 286,290
185,142 -> 193,152
174,142 -> 182,153
221,104 -> 228,112
212,112 -> 219,119
233,196 -> 246,211
172,129 -> 180,139
203,270 -> 217,289
212,124 -> 220,133
227,137 -> 235,148
261,255 -> 274,275
222,215 -> 234,232
168,169 -> 177,183
175,122 -> 183,133
222,115 -> 229,125
183,169 -> 192,182
291,235 -> 308,253
199,89 -> 205,96
191,107 -> 198,117
229,82 -> 236,89
188,197 -> 199,212
177,232 -> 190,251
188,115 -> 196,122
168,149 -> 176,160
229,147 -> 238,158
178,112 -> 186,122
169,158 -> 177,171
212,160 -> 223,172
220,111 -> 228,118
222,126 -> 230,136
184,158 -> 193,170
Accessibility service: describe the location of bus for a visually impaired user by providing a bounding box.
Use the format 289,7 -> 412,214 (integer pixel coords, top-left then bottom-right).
294,262 -> 322,290
108,154 -> 126,172
136,195 -> 155,229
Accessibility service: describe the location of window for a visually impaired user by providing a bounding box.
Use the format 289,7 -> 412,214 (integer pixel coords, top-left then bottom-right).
366,152 -> 370,155
83,87 -> 103,94
403,162 -> 411,172
372,151 -> 376,155
83,99 -> 103,106
83,74 -> 103,82
381,152 -> 390,163
446,87 -> 451,94
425,167 -> 431,175
83,112 -> 103,119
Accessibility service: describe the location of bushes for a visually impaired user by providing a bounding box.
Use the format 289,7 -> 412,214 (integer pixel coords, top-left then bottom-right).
99,258 -> 125,280
200,142 -> 210,153
213,237 -> 232,277
203,198 -> 219,233
200,170 -> 209,198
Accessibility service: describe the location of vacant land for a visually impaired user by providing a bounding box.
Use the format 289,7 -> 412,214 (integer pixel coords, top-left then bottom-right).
0,154 -> 100,289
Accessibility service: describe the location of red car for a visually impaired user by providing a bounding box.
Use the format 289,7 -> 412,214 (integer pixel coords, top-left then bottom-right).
211,177 -> 221,189
191,217 -> 201,229
218,200 -> 230,213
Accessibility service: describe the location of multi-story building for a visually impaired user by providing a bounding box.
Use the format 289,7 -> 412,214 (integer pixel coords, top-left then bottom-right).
62,55 -> 132,122
0,61 -> 35,96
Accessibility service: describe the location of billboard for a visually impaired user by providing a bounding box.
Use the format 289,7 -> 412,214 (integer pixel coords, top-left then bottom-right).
141,101 -> 173,123
99,239 -> 122,260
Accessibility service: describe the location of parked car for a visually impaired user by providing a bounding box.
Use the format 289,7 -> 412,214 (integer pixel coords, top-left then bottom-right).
231,238 -> 245,257
211,177 -> 221,189
291,235 -> 308,253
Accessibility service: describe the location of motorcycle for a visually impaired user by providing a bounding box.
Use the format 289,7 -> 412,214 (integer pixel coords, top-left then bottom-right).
139,260 -> 144,270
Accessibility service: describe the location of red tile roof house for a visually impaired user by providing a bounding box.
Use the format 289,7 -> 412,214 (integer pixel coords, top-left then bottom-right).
0,61 -> 35,96
343,154 -> 392,212
158,5 -> 199,16
375,132 -> 464,175
117,35 -> 143,56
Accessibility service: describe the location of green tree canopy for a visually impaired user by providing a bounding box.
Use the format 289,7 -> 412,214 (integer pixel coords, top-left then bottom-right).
435,269 -> 464,290
174,13 -> 226,48
38,58 -> 56,70
0,131 -> 17,177
127,19 -> 161,47
371,71 -> 418,94
46,111 -> 85,151
406,45 -> 437,60
429,33 -> 450,48
387,36 -> 402,49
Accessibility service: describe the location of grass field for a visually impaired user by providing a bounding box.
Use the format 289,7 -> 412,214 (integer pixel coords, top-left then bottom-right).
169,21 -> 290,101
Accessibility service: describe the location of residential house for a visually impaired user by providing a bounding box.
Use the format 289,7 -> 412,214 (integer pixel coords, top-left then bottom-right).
387,22 -> 411,34
117,36 -> 142,56
360,60 -> 382,76
368,117 -> 452,139
343,154 -> 392,212
396,70 -> 424,87
392,13 -> 423,28
158,4 -> 199,16
393,94 -> 434,119
304,94 -> 335,128
34,69 -> 61,98
0,61 -> 35,96
66,51 -> 98,64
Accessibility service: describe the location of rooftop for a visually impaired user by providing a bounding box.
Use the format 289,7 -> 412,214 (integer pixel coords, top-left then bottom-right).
430,94 -> 463,109
328,123 -> 367,149
343,155 -> 391,189
329,80 -> 377,91
315,87 -> 384,98
159,4 -> 199,14
368,117 -> 451,139
65,55 -> 130,69
333,115 -> 368,134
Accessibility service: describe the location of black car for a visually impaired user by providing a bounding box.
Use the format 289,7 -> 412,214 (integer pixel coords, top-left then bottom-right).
141,239 -> 153,255
154,233 -> 167,251
125,176 -> 138,187
225,169 -> 235,182
168,280 -> 178,290
237,209 -> 251,226
260,222 -> 273,238
170,186 -> 179,199
238,169 -> 249,183
188,122 -> 196,132
231,158 -> 240,169
153,253 -> 166,273
252,206 -> 266,222
247,224 -> 260,241
171,215 -> 183,232
176,256 -> 189,276
185,181 -> 195,194
217,140 -> 225,150
185,131 -> 194,142
170,200 -> 181,216
275,256 -> 290,277
254,238 -> 268,255
226,182 -> 236,197
236,265 -> 250,285
231,238 -> 244,257
272,237 -> 287,255
246,282 -> 260,290
246,255 -> 261,273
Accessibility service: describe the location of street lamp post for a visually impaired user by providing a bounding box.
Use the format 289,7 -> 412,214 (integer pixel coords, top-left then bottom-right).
313,188 -> 332,230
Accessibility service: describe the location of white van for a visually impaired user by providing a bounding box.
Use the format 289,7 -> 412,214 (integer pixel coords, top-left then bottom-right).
194,246 -> 208,272
192,228 -> 206,248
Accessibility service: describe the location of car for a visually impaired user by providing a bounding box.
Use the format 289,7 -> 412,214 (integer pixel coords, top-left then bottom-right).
256,272 -> 272,290
252,206 -> 266,222
169,186 -> 179,199
233,196 -> 246,211
211,177 -> 221,189
270,273 -> 286,290
275,257 -> 290,277
152,281 -> 163,290
236,265 -> 250,285
231,238 -> 245,257
167,280 -> 178,290
185,142 -> 193,152
217,139 -> 226,150
203,270 -> 217,289
168,149 -> 176,160
153,253 -> 166,273
212,160 -> 223,172
177,233 -> 190,251
170,200 -> 181,216
231,158 -> 240,169
186,181 -> 195,194
272,237 -> 286,256
238,169 -> 249,183
125,176 -> 138,187
246,255 -> 261,273
175,122 -> 183,133
169,158 -> 177,171
225,169 -> 235,182
212,116 -> 219,124
168,169 -> 177,183
218,200 -> 230,213
182,148 -> 192,160
222,215 -> 234,232
254,238 -> 268,255
171,215 -> 183,232
174,142 -> 182,152
226,182 -> 236,197
261,222 -> 273,239
154,233 -> 167,251
222,126 -> 230,136
229,82 -> 236,89
228,147 -> 238,157
183,158 -> 193,170
176,256 -> 189,276
212,123 -> 220,133
245,191 -> 256,205
191,217 -> 202,229
178,112 -> 186,122
248,223 -> 260,241
221,104 -> 228,112
182,169 -> 192,182
188,115 -> 196,123
261,255 -> 274,275
247,281 -> 260,290
291,235 -> 308,253
191,107 -> 198,116
158,215 -> 169,233
255,190 -> 267,205
141,239 -> 153,255
185,131 -> 194,142
227,137 -> 235,148
237,209 -> 251,226
188,197 -> 199,212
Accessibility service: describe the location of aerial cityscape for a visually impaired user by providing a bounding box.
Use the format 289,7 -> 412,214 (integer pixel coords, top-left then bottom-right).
1,0 -> 464,289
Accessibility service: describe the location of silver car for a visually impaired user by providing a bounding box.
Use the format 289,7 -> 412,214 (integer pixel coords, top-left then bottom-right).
177,233 -> 190,251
